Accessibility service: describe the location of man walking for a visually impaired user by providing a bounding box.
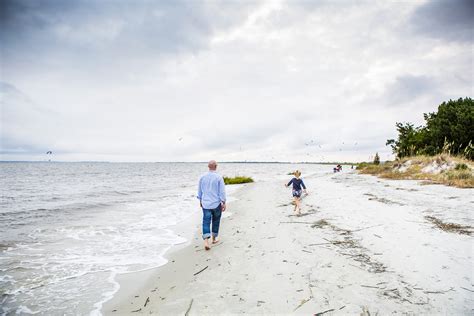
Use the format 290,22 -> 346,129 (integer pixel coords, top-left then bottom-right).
197,160 -> 226,250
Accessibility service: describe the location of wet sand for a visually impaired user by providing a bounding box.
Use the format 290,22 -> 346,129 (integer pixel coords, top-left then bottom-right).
103,170 -> 473,315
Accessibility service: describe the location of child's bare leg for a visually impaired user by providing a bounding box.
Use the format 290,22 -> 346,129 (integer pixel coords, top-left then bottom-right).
296,198 -> 302,215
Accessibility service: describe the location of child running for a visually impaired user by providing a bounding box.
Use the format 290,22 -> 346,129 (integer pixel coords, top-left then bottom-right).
285,170 -> 308,216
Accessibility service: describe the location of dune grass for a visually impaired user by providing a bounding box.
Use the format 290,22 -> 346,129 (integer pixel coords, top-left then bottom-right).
223,176 -> 254,185
357,154 -> 474,188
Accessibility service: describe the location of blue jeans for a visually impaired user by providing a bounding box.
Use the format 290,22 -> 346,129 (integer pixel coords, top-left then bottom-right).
202,204 -> 222,240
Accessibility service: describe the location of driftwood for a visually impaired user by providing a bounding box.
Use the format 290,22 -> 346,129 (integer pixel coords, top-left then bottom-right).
351,224 -> 383,232
144,297 -> 150,307
293,298 -> 310,311
131,308 -> 142,313
309,241 -> 349,246
460,286 -> 474,293
315,308 -> 335,315
423,287 -> 454,294
185,298 -> 194,316
361,284 -> 381,289
193,266 -> 208,276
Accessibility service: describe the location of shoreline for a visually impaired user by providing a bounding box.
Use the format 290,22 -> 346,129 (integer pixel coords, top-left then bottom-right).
104,171 -> 473,315
102,183 -> 247,314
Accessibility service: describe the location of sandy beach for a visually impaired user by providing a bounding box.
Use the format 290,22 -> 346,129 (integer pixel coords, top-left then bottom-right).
103,169 -> 473,315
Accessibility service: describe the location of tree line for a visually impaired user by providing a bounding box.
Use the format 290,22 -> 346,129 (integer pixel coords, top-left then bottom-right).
386,97 -> 473,160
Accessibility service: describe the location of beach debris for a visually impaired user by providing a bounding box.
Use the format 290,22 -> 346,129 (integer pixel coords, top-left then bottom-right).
364,193 -> 405,206
351,224 -> 384,232
302,249 -> 312,253
257,300 -> 266,307
293,298 -> 310,311
310,219 -> 330,229
360,306 -> 370,316
423,287 -> 454,294
280,221 -> 313,224
361,284 -> 382,289
144,297 -> 150,307
460,287 -> 474,293
193,266 -> 208,276
185,298 -> 194,316
424,215 -> 472,236
131,308 -> 142,313
314,308 -> 335,315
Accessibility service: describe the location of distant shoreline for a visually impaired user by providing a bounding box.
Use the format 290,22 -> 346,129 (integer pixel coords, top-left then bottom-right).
0,160 -> 358,164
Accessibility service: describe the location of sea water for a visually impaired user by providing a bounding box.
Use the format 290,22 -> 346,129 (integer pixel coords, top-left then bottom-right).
0,162 -> 325,315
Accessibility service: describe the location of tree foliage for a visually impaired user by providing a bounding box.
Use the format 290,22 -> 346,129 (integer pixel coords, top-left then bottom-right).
373,152 -> 380,165
387,98 -> 474,160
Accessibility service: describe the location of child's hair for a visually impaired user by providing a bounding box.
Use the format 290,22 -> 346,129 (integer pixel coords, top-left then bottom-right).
294,170 -> 301,177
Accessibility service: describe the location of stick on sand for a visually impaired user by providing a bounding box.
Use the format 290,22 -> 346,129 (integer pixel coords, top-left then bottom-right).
193,266 -> 208,276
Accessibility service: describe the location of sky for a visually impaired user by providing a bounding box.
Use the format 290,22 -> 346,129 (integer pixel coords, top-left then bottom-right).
0,0 -> 472,162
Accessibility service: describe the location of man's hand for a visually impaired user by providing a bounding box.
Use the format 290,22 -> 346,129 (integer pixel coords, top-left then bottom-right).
221,202 -> 226,212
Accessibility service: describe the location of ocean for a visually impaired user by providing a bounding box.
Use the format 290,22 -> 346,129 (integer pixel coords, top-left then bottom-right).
0,162 -> 324,315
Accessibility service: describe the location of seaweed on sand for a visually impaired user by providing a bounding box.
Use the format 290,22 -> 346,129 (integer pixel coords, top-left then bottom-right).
425,216 -> 472,236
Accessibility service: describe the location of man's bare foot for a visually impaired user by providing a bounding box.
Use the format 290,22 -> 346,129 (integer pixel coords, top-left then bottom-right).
211,237 -> 219,244
204,239 -> 211,250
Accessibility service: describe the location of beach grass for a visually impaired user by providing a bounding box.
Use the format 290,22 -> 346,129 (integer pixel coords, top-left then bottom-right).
223,176 -> 254,185
357,154 -> 474,188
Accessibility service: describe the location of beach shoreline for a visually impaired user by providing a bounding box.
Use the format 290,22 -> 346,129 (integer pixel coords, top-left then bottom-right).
101,183 -> 248,314
104,171 -> 473,315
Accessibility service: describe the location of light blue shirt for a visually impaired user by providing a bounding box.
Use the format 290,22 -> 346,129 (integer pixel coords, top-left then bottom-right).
197,171 -> 226,209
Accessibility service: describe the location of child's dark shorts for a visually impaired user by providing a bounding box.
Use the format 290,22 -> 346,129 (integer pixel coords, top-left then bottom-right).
292,190 -> 302,198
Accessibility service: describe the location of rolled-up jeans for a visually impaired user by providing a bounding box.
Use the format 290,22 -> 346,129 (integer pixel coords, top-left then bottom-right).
202,204 -> 222,240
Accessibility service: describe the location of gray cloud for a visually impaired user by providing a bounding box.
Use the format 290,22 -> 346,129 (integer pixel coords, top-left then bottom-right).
1,1 -> 472,162
0,0 -> 256,69
384,75 -> 438,106
410,0 -> 473,42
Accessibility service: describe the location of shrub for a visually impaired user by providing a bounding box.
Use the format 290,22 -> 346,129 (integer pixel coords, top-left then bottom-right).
455,163 -> 468,170
223,176 -> 254,185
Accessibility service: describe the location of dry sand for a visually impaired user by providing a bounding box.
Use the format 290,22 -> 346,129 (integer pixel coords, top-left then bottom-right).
103,170 -> 473,315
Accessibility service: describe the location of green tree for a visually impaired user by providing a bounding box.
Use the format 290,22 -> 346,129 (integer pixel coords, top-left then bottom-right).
423,98 -> 474,158
387,97 -> 473,160
373,152 -> 380,165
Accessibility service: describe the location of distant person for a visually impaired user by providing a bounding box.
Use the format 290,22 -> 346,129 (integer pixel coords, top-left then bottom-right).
197,160 -> 226,250
285,170 -> 307,216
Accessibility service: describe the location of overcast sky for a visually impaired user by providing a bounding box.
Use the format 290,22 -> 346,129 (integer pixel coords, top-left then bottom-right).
1,0 -> 472,162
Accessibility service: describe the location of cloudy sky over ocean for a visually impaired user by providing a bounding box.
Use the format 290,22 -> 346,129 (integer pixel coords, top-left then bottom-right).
1,0 -> 472,162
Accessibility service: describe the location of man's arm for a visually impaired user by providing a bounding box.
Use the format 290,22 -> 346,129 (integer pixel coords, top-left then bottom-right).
219,176 -> 227,211
197,177 -> 203,207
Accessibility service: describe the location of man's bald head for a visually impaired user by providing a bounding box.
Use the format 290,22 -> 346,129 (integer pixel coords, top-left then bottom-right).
208,160 -> 217,170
